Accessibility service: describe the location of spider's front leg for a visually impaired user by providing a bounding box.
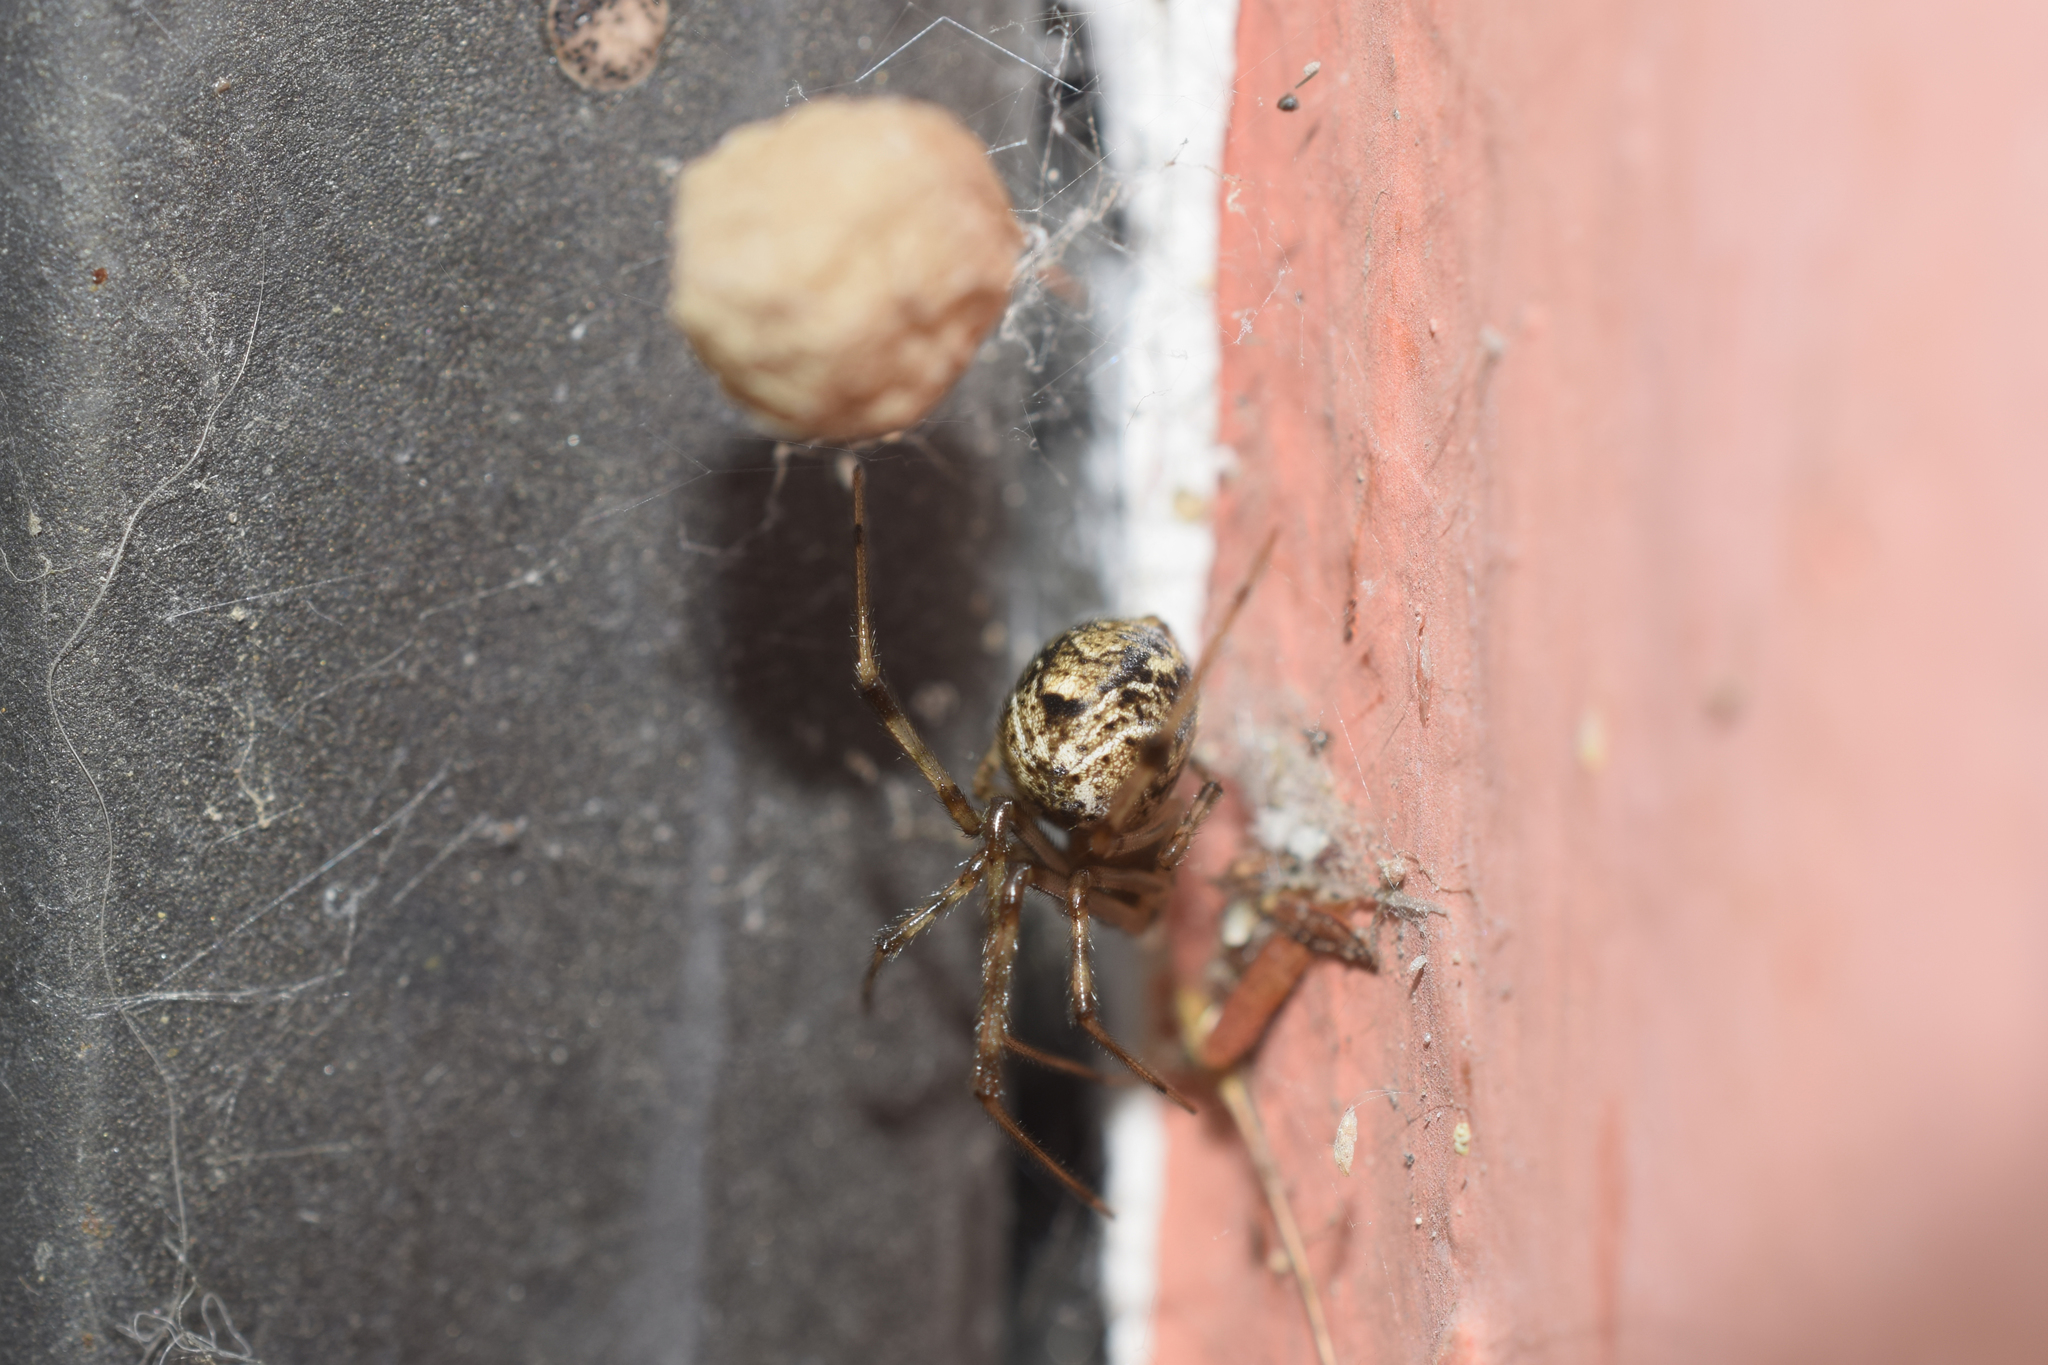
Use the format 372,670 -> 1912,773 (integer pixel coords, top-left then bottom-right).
1094,761 -> 1222,865
860,850 -> 988,1009
849,463 -> 982,837
1062,869 -> 1196,1114
1156,771 -> 1224,870
972,827 -> 1109,1215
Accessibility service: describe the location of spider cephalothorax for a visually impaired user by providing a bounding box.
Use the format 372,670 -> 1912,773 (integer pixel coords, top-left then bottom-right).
850,463 -> 1270,1214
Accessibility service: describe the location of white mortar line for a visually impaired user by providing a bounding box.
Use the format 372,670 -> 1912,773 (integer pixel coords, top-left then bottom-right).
1088,0 -> 1239,646
1101,1089 -> 1171,1365
1087,3 -> 1240,1361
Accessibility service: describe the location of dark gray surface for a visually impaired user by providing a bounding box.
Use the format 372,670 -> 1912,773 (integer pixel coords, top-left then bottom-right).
0,4 -> 1125,1361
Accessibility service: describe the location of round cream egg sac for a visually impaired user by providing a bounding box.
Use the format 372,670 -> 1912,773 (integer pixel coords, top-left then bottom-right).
668,97 -> 1023,444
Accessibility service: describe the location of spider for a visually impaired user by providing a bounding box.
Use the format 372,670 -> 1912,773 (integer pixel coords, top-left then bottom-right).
850,463 -> 1272,1215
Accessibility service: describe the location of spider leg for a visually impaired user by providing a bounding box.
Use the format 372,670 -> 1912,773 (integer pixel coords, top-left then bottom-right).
1054,866 -> 1172,936
861,850 -> 988,1008
1003,1035 -> 1104,1079
974,860 -> 1111,1216
1094,756 -> 1223,859
1081,890 -> 1150,937
1028,864 -> 1154,936
992,880 -> 1120,1081
1155,778 -> 1223,869
1064,870 -> 1197,1114
1103,529 -> 1278,831
850,463 -> 982,838
1092,777 -> 1221,869
1093,805 -> 1181,859
971,734 -> 1004,805
999,831 -> 1119,1078
1006,812 -> 1071,876
1086,866 -> 1171,898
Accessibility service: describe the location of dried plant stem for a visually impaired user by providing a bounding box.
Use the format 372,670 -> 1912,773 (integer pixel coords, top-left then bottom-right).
1216,1069 -> 1336,1365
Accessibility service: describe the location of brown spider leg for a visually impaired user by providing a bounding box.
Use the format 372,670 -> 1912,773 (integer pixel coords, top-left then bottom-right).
1030,864 -> 1154,934
1081,866 -> 1175,938
997,865 -> 1124,1080
1080,891 -> 1151,937
1003,1036 -> 1104,1079
1095,759 -> 1217,857
1064,870 -> 1197,1114
1155,779 -> 1223,869
861,850 -> 989,1008
851,463 -> 982,838
1104,529 -> 1279,832
1022,863 -> 1068,895
971,734 -> 1004,805
975,860 -> 1111,1216
1093,805 -> 1182,858
982,798 -> 1072,885
1006,813 -> 1071,876
1086,866 -> 1172,899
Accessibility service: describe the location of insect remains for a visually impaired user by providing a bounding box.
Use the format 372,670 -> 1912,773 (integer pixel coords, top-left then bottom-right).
1187,852 -> 1447,1071
852,463 -> 1272,1214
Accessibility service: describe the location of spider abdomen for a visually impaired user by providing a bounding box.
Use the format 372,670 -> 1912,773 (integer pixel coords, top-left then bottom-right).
999,616 -> 1194,828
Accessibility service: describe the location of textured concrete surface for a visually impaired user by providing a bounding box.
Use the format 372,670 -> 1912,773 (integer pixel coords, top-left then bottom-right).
0,3 -> 1123,1361
1154,2 -> 2048,1361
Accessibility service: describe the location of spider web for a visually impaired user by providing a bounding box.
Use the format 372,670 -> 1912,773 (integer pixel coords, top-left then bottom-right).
811,10 -> 1245,1365
766,2 -> 1240,647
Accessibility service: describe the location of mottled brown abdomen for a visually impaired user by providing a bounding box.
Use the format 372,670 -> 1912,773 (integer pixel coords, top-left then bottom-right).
999,616 -> 1194,828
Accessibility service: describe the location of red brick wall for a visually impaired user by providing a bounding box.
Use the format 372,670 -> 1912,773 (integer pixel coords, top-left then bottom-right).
1157,2 -> 2048,1360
